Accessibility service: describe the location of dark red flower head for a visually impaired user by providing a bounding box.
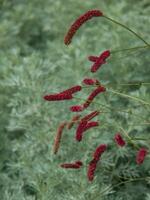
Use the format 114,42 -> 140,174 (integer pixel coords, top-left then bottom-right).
44,93 -> 73,101
83,121 -> 99,132
90,50 -> 110,73
60,161 -> 83,169
88,55 -> 99,62
114,133 -> 126,147
64,10 -> 103,45
53,122 -> 67,154
70,105 -> 84,112
44,85 -> 81,101
83,86 -> 106,108
136,148 -> 148,165
75,120 -> 87,141
93,144 -> 107,161
87,159 -> 97,181
61,85 -> 82,95
82,78 -> 100,86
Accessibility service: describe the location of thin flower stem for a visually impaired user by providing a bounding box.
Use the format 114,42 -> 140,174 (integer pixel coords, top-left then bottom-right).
98,177 -> 150,197
111,45 -> 150,54
113,177 -> 150,188
131,137 -> 150,141
106,82 -> 150,87
73,96 -> 148,121
104,15 -> 150,46
82,82 -> 150,89
107,88 -> 150,106
109,50 -> 145,63
101,120 -> 150,127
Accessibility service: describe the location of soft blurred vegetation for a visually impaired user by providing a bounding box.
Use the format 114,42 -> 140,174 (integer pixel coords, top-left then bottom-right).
0,0 -> 150,199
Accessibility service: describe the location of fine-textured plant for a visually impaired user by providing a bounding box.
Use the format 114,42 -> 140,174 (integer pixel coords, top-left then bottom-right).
43,5 -> 150,199
1,1 -> 150,200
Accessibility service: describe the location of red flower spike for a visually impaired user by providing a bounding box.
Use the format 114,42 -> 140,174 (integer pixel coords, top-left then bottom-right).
87,144 -> 107,181
91,50 -> 111,73
70,105 -> 84,112
64,10 -> 103,45
61,85 -> 82,95
60,162 -> 82,169
83,121 -> 99,132
44,93 -> 73,101
136,148 -> 148,165
82,78 -> 100,86
88,55 -> 99,62
114,133 -> 126,147
44,85 -> 81,101
93,144 -> 107,161
67,115 -> 81,129
87,159 -> 97,181
81,110 -> 100,122
83,86 -> 106,108
75,121 -> 87,141
53,122 -> 67,154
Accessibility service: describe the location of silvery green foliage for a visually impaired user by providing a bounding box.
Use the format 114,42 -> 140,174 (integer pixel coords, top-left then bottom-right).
146,194 -> 150,200
0,0 -> 150,200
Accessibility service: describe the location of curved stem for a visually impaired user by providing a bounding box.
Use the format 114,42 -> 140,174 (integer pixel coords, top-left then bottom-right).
104,15 -> 150,46
73,96 -> 148,121
99,176 -> 150,197
132,137 -> 150,141
110,82 -> 150,86
113,177 -> 150,188
107,88 -> 150,106
111,45 -> 150,54
82,82 -> 150,87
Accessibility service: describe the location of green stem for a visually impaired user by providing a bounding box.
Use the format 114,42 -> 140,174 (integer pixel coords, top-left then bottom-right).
107,88 -> 150,106
111,45 -> 150,54
73,96 -> 148,121
112,82 -> 150,86
99,177 -> 150,197
82,82 -> 150,87
113,177 -> 150,188
104,15 -> 150,46
131,137 -> 150,141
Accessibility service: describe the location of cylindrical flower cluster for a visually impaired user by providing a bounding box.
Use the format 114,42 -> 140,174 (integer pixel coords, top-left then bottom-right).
136,148 -> 147,165
114,133 -> 126,147
53,122 -> 67,154
83,78 -> 100,86
87,144 -> 107,181
90,50 -> 110,73
64,10 -> 103,45
60,160 -> 83,169
44,85 -> 82,101
83,86 -> 106,108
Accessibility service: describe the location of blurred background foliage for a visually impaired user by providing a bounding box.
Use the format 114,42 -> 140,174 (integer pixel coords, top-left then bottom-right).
0,0 -> 150,199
